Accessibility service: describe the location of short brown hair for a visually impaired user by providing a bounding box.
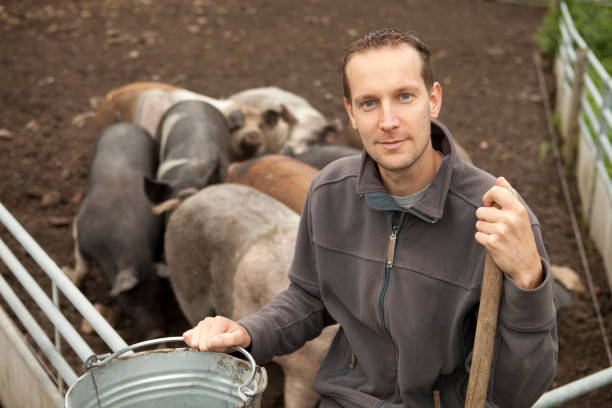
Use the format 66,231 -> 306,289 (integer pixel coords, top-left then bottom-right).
342,28 -> 433,102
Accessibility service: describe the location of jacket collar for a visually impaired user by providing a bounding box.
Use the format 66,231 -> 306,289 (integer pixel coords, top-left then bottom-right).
355,120 -> 462,220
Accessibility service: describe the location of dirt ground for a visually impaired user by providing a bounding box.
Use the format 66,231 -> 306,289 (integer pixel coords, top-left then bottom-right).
1,0 -> 611,406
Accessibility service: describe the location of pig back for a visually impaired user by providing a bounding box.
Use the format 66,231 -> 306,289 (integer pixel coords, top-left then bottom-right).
87,123 -> 157,178
77,123 -> 161,278
164,183 -> 299,325
92,81 -> 179,137
225,154 -> 318,214
229,86 -> 311,113
157,100 -> 231,160
157,100 -> 233,183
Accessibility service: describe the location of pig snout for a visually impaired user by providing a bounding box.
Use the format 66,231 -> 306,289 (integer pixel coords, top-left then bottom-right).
235,128 -> 264,158
242,130 -> 262,147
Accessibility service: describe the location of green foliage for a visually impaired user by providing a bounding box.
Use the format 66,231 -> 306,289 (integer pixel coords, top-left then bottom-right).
534,1 -> 561,56
553,112 -> 562,130
538,140 -> 552,162
535,0 -> 612,73
568,0 -> 612,72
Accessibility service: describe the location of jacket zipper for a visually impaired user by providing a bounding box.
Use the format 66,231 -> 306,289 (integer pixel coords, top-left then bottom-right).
379,213 -> 402,339
386,225 -> 399,268
405,207 -> 438,224
376,210 -> 437,407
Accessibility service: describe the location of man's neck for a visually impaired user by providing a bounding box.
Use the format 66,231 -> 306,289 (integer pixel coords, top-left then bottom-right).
378,148 -> 443,196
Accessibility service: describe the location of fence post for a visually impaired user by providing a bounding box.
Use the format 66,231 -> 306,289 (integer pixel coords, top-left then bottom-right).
562,47 -> 588,169
586,80 -> 612,224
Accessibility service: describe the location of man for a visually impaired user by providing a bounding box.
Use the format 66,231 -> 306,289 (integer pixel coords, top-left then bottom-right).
184,29 -> 557,407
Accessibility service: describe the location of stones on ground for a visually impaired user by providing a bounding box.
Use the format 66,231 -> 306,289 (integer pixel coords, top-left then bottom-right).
486,46 -> 505,59
517,89 -> 542,103
25,120 -> 40,132
346,28 -> 359,37
41,190 -> 62,207
37,76 -> 56,86
61,168 -> 71,180
432,50 -> 448,60
0,129 -> 13,140
140,30 -> 158,45
49,216 -> 71,227
89,96 -> 101,109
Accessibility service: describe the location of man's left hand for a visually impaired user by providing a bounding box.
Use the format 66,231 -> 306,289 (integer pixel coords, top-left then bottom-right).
475,177 -> 543,289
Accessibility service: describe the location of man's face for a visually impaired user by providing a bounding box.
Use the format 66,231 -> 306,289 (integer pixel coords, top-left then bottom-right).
344,46 -> 442,173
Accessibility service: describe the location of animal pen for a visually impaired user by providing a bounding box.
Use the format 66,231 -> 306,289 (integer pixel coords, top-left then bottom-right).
1,1 -> 612,406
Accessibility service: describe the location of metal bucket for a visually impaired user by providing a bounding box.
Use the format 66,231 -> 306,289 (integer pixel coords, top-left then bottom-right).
64,337 -> 267,408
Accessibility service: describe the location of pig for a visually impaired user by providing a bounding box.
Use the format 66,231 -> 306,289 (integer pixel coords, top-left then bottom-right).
92,81 -> 290,160
91,81 -> 178,137
291,144 -> 362,169
164,183 -> 336,408
224,154 -> 319,214
65,122 -> 165,339
228,86 -> 344,155
144,100 -> 232,218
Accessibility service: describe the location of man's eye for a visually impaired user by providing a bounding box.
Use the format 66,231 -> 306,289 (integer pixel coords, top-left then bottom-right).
362,100 -> 375,108
399,93 -> 412,101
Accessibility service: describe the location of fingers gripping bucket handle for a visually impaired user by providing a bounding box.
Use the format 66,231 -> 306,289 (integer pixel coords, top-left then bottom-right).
66,336 -> 267,408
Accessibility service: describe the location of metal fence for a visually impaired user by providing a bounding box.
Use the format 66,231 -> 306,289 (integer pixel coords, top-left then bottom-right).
0,202 -> 129,407
531,1 -> 612,406
555,1 -> 612,286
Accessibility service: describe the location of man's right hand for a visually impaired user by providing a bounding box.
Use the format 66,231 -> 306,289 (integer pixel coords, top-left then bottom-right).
183,316 -> 251,353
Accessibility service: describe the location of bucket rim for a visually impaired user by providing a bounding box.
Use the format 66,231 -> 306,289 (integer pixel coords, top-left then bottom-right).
66,336 -> 265,406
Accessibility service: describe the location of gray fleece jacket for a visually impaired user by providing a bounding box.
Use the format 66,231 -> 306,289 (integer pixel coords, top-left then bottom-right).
239,121 -> 558,407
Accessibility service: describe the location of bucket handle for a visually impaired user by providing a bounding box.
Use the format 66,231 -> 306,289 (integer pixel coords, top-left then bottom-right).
84,336 -> 260,400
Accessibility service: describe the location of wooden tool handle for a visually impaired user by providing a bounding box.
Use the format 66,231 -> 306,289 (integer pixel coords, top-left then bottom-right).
464,251 -> 504,408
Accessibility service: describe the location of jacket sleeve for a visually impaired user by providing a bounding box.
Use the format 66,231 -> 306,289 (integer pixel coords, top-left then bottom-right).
486,221 -> 558,407
237,190 -> 333,365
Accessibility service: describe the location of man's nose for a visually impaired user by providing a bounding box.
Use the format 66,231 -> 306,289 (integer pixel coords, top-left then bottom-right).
379,102 -> 399,131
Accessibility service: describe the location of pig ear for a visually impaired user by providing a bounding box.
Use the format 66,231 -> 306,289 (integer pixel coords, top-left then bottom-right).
320,118 -> 344,143
110,267 -> 139,296
279,104 -> 298,125
226,109 -> 245,131
144,176 -> 173,205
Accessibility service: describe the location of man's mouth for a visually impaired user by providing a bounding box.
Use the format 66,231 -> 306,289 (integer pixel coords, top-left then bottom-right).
380,139 -> 405,149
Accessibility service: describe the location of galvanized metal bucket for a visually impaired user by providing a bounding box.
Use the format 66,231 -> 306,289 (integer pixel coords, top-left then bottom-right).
64,336 -> 267,408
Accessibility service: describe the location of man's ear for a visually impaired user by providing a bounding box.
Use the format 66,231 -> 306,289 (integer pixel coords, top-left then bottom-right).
429,82 -> 443,119
343,97 -> 358,130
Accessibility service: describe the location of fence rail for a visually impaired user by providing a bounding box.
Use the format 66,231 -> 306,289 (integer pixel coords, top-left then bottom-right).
555,1 -> 612,289
0,202 -> 129,407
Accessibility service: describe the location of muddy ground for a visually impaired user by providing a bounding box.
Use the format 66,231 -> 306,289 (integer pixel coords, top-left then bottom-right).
1,0 -> 611,406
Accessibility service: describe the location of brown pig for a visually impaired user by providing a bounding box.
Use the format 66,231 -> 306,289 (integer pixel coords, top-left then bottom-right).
224,154 -> 319,214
